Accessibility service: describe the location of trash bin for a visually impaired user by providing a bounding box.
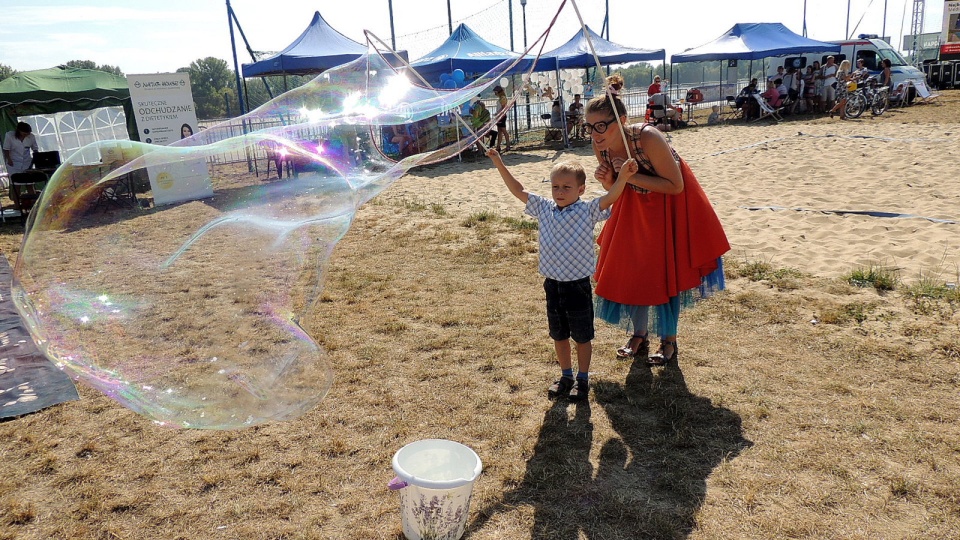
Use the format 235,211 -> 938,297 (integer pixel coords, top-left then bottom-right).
388,439 -> 482,540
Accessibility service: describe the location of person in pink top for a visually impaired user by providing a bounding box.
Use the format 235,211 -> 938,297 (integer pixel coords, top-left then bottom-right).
760,80 -> 782,108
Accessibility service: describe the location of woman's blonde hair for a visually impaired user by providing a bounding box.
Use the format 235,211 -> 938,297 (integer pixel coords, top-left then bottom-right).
605,73 -> 624,89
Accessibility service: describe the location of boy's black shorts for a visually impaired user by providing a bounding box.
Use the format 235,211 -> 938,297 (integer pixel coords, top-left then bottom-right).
544,277 -> 595,343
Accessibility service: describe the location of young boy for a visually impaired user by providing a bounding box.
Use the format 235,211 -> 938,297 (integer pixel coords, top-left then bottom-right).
486,148 -> 635,401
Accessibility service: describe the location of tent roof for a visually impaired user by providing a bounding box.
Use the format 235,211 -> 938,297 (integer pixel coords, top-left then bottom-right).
410,23 -> 532,80
671,22 -> 840,63
0,66 -> 137,141
242,11 -> 369,77
0,66 -> 130,106
541,25 -> 664,69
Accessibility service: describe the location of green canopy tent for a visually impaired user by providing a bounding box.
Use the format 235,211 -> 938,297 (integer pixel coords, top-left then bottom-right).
0,66 -> 138,143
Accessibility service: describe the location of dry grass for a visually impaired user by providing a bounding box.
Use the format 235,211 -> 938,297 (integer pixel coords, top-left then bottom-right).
1,194 -> 959,539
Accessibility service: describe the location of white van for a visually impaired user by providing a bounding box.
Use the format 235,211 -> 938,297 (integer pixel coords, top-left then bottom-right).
781,35 -> 926,101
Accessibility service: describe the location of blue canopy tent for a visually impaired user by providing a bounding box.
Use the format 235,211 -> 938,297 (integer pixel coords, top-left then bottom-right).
670,22 -> 840,107
541,25 -> 665,69
409,23 -> 534,84
670,22 -> 840,63
242,11 -> 406,77
536,26 -> 665,147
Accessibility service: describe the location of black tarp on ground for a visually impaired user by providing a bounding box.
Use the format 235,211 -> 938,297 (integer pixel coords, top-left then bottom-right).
0,255 -> 79,419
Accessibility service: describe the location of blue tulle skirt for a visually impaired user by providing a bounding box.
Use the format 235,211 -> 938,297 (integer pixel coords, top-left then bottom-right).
595,257 -> 726,337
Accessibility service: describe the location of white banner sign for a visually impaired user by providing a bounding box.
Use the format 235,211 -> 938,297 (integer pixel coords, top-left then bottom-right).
127,72 -> 212,206
944,1 -> 960,45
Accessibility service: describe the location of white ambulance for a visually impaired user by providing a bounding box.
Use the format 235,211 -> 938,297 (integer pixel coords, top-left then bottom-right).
781,35 -> 927,101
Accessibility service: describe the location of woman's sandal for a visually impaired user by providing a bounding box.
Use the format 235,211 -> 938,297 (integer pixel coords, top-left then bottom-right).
616,334 -> 649,359
647,339 -> 678,366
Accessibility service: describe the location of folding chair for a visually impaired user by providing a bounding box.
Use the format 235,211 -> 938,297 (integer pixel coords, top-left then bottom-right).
887,82 -> 909,108
649,93 -> 679,130
9,171 -> 48,224
724,95 -> 743,120
752,94 -> 784,122
911,79 -> 941,105
541,113 -> 563,143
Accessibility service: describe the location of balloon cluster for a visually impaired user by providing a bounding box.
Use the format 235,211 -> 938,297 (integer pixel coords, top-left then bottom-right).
523,69 -> 586,103
438,69 -> 467,89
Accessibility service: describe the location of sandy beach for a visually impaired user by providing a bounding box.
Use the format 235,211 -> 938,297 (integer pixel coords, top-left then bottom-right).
383,97 -> 960,284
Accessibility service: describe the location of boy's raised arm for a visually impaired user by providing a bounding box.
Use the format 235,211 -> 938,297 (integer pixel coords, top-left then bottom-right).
598,158 -> 637,210
486,148 -> 529,203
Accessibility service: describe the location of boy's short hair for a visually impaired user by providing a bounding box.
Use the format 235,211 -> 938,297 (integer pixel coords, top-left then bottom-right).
551,161 -> 587,186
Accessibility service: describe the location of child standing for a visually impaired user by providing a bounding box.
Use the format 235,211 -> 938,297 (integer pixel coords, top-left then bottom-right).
486,148 -> 634,401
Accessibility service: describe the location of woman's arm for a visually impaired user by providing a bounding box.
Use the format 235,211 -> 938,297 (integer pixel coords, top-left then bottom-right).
620,128 -> 684,195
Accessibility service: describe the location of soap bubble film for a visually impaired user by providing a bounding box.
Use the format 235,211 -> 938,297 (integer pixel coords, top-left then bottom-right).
12,48 -> 524,429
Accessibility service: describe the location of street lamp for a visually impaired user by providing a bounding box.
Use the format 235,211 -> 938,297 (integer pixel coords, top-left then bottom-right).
520,0 -> 528,48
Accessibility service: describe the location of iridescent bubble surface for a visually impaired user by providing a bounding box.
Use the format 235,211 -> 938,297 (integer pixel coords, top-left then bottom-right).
12,51 -> 514,429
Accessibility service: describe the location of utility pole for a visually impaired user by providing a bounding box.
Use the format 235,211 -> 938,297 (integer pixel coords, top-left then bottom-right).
802,0 -> 808,37
845,0 -> 851,39
508,0 -> 514,51
389,0 -> 396,50
882,0 -> 888,40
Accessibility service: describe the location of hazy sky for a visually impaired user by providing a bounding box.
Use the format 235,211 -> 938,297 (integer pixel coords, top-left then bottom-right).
0,0 -> 948,74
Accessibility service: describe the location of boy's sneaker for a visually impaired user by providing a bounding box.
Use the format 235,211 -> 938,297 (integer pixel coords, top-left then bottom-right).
548,376 -> 575,399
568,378 -> 589,402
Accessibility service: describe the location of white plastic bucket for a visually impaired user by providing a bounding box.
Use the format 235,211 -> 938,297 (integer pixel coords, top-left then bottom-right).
389,439 -> 483,540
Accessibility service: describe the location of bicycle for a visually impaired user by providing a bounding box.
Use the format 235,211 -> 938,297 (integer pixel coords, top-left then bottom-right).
845,76 -> 889,118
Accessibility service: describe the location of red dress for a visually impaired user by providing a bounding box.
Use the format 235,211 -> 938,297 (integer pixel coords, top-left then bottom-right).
594,124 -> 729,308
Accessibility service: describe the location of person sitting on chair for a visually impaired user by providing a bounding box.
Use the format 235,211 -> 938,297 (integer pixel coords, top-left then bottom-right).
567,94 -> 584,137
547,99 -> 565,141
761,80 -> 783,109
647,76 -> 662,96
736,79 -> 760,118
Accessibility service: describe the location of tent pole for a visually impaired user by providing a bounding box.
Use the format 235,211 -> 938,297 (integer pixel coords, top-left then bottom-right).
226,0 -> 252,173
229,6 -> 273,99
556,61 -> 569,148
718,61 -> 722,106
226,0 -> 247,118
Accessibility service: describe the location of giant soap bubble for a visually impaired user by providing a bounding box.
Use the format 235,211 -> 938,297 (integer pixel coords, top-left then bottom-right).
11,49 -> 518,429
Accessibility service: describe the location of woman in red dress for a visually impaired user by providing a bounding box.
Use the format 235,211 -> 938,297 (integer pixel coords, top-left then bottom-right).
585,94 -> 729,365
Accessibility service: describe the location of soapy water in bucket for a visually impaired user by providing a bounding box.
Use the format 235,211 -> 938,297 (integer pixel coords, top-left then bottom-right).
11,50 -> 514,429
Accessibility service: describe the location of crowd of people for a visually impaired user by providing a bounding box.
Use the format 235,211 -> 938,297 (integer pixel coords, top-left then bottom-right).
732,55 -> 895,120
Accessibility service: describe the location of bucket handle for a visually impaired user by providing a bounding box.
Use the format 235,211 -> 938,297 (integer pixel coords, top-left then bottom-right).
387,476 -> 408,490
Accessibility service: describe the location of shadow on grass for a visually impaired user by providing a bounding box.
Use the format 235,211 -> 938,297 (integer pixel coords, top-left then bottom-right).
470,362 -> 751,539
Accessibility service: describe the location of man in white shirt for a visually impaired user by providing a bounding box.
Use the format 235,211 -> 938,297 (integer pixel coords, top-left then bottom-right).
2,122 -> 39,174
768,66 -> 785,83
821,56 -> 839,110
